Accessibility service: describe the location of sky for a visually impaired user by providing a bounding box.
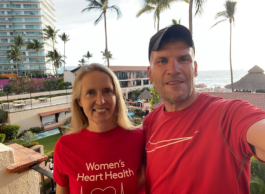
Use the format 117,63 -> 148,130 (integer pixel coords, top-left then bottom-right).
53,0 -> 265,71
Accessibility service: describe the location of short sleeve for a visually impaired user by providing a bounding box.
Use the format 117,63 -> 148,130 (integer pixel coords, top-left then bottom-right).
220,100 -> 265,161
53,138 -> 69,187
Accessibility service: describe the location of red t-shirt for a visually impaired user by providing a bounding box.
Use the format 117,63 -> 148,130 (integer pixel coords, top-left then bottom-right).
53,126 -> 144,194
143,93 -> 265,194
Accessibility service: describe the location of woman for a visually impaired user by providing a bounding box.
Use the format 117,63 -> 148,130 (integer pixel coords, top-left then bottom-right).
53,63 -> 145,194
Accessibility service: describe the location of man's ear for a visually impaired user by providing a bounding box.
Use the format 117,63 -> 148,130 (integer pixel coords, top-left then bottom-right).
194,61 -> 198,77
147,66 -> 153,82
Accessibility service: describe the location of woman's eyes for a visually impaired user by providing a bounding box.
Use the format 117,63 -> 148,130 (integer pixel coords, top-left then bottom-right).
86,89 -> 112,95
87,91 -> 95,95
104,89 -> 111,94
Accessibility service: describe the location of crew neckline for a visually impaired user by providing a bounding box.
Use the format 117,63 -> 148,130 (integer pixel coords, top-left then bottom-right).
162,92 -> 203,116
81,125 -> 122,138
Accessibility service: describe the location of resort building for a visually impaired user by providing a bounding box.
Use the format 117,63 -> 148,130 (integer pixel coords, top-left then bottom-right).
64,66 -> 153,99
0,0 -> 56,76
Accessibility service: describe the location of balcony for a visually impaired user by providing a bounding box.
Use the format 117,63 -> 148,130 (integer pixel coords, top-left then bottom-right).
0,143 -> 56,194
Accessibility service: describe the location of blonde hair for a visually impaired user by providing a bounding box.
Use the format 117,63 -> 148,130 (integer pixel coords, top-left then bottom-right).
70,63 -> 134,133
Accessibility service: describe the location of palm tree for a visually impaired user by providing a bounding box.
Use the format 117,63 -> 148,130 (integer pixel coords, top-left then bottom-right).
6,46 -> 21,76
101,50 -> 113,65
26,39 -> 44,76
189,0 -> 207,35
43,25 -> 59,76
211,0 -> 237,92
46,49 -> 64,77
12,35 -> 26,72
43,25 -> 59,51
58,32 -> 70,72
82,0 -> 122,67
78,58 -> 86,66
136,0 -> 188,32
83,51 -> 93,64
169,18 -> 181,26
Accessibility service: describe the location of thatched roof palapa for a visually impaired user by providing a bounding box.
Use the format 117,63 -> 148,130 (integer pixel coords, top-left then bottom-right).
225,65 -> 265,90
138,89 -> 152,100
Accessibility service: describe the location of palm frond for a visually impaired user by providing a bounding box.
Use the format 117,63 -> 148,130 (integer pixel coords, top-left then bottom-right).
136,5 -> 155,17
210,19 -> 227,29
59,32 -> 70,42
194,0 -> 207,16
109,5 -> 122,19
215,11 -> 227,19
94,12 -> 104,25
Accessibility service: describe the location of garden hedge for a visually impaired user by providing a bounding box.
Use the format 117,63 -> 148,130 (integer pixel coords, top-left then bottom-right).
2,125 -> 20,140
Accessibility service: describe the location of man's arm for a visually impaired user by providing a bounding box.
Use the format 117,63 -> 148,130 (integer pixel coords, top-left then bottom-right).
246,119 -> 265,161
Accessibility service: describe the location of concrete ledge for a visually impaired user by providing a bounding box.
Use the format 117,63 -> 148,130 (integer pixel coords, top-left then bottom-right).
6,144 -> 47,174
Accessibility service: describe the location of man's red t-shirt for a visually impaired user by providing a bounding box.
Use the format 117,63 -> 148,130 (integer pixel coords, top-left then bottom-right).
143,93 -> 265,194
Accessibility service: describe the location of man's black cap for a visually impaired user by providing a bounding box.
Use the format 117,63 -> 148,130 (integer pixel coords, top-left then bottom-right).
148,24 -> 195,61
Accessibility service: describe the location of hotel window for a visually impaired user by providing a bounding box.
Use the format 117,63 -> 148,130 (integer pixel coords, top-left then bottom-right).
136,80 -> 141,86
25,18 -> 40,22
14,25 -> 23,29
24,11 -> 39,15
12,4 -> 21,8
25,25 -> 40,29
13,11 -> 22,15
0,32 -> 7,36
0,25 -> 6,29
13,18 -> 22,22
143,80 -> 149,85
0,39 -> 8,43
23,4 -> 38,8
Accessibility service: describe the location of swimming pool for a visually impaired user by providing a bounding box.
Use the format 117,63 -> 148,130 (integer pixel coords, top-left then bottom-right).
34,128 -> 60,140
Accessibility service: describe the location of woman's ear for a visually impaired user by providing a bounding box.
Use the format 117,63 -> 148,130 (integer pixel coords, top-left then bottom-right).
77,99 -> 83,107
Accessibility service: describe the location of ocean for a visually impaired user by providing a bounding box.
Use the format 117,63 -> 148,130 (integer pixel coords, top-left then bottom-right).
195,69 -> 248,88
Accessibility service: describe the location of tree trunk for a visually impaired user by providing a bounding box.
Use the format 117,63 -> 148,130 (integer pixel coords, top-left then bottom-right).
229,20 -> 234,92
103,11 -> 110,67
189,0 -> 193,35
52,41 -> 56,77
16,61 -> 18,76
37,50 -> 42,78
64,42 -> 65,71
157,18 -> 159,32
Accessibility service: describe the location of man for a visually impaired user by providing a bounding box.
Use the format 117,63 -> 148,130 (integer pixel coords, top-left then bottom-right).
143,24 -> 265,194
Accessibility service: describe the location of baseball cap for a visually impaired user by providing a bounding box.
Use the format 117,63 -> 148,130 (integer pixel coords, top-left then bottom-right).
148,24 -> 195,61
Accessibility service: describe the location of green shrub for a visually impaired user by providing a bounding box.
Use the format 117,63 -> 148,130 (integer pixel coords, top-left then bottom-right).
64,117 -> 71,126
134,109 -> 145,117
251,157 -> 265,193
0,109 -> 8,123
20,131 -> 36,143
0,133 -> 6,143
2,125 -> 20,140
17,130 -> 28,138
29,127 -> 42,133
132,118 -> 142,126
58,126 -> 70,135
22,141 -> 39,148
39,177 -> 52,193
0,92 -> 6,97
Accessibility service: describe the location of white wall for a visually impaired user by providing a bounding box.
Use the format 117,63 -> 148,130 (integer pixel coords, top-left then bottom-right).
8,103 -> 70,132
64,70 -> 75,86
0,144 -> 39,194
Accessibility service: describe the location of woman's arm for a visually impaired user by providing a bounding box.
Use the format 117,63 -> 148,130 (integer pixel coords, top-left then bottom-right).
56,185 -> 69,194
